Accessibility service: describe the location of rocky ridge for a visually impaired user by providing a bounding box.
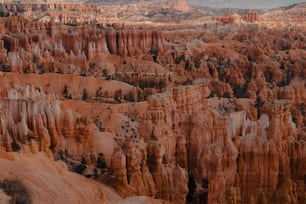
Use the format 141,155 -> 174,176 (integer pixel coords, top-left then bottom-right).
0,16 -> 163,75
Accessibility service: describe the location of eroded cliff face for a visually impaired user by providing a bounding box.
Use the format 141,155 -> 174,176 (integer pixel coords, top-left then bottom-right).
0,77 -> 98,169
1,73 -> 304,204
0,16 -> 164,74
118,78 -> 304,204
111,81 -> 211,203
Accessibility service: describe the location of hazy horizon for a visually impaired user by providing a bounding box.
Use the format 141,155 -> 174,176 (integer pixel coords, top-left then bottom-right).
186,0 -> 305,9
38,0 -> 306,9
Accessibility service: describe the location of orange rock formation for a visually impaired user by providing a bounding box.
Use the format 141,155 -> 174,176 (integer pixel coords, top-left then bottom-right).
0,2 -> 305,203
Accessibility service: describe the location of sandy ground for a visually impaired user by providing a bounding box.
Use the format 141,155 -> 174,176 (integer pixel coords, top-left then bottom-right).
0,152 -> 169,204
0,152 -> 108,204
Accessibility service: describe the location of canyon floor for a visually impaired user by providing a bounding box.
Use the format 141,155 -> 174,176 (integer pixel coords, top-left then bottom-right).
0,0 -> 305,204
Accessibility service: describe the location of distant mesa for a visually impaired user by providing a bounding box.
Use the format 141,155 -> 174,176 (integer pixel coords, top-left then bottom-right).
168,0 -> 191,12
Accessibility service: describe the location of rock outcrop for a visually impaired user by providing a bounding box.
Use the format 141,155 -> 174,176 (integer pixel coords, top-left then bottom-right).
130,77 -> 305,203
241,12 -> 260,23
168,0 -> 191,12
0,82 -> 97,165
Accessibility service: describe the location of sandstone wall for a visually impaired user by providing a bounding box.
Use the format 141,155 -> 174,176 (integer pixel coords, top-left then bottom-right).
0,16 -> 164,74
